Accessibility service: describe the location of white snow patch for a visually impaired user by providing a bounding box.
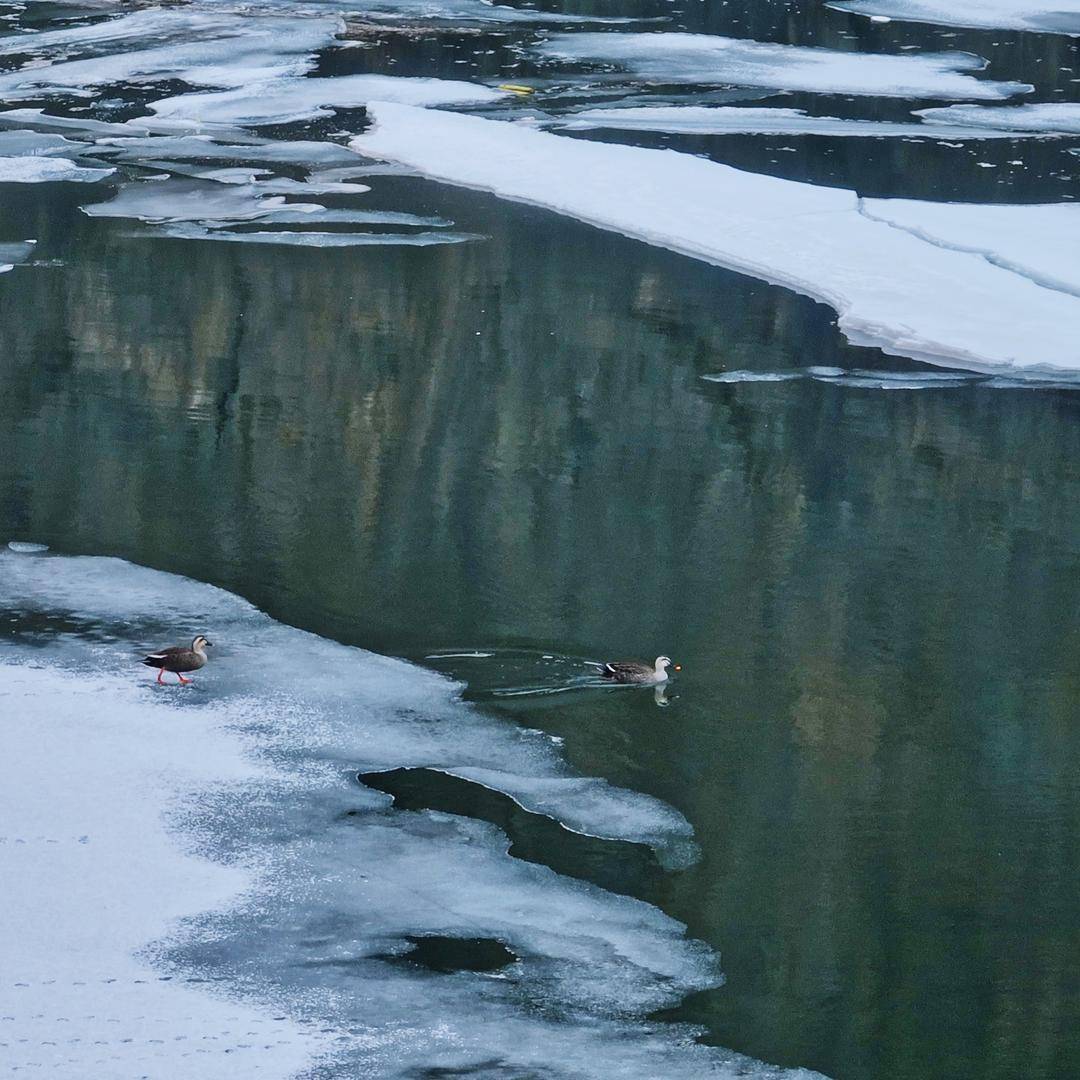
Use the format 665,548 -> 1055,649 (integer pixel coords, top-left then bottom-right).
0,663 -> 324,1079
536,32 -> 1031,100
828,0 -> 1080,35
352,104 -> 1080,376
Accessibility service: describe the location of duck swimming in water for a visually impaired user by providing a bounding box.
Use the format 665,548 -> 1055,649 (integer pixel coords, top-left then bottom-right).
141,635 -> 212,685
591,656 -> 680,685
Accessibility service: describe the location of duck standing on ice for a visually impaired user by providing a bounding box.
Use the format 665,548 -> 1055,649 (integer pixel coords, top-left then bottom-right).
590,656 -> 680,685
141,635 -> 212,684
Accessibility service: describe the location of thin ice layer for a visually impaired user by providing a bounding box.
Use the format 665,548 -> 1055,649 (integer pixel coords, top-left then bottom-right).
0,239 -> 35,273
828,0 -> 1080,35
353,104 -> 1080,376
0,154 -> 113,181
536,32 -> 1031,100
0,129 -> 90,155
555,104 -> 1053,138
82,178 -> 323,222
916,103 -> 1080,134
153,223 -> 481,246
148,74 -> 506,128
1,549 -> 823,1078
860,197 -> 1080,298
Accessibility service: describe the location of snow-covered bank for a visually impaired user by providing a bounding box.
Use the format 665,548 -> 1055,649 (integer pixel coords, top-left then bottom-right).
0,550 -> 834,1078
352,104 -> 1080,377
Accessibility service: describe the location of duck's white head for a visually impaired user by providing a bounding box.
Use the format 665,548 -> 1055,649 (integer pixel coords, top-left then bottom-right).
655,656 -> 681,673
192,635 -> 212,653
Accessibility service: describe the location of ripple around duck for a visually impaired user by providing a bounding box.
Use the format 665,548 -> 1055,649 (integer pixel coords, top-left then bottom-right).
0,547 -> 825,1079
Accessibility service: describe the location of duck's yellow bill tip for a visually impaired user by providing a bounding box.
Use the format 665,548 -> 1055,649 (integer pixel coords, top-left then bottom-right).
498,83 -> 535,95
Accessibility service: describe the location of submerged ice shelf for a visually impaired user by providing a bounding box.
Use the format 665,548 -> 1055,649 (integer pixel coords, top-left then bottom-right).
353,104 -> 1080,376
0,549 -> 828,1078
536,32 -> 1032,100
552,104 -> 1063,139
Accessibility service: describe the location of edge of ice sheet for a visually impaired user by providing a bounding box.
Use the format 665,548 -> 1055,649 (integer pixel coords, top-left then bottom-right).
553,104 -> 1064,139
352,104 -> 1080,376
828,0 -> 1080,35
535,32 -> 1032,100
0,549 -> 828,1078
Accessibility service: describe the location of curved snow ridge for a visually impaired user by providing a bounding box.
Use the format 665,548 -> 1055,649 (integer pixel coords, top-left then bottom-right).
828,0 -> 1080,36
353,104 -> 1080,377
535,31 -> 1032,100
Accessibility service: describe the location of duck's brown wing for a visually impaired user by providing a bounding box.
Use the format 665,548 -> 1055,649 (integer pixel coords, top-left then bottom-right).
599,661 -> 650,681
141,645 -> 189,669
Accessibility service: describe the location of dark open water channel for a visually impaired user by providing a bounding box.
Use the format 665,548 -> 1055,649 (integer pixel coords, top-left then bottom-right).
2,1 -> 1080,1078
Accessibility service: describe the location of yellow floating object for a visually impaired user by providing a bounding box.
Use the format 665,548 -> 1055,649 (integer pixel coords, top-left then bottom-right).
497,83 -> 535,95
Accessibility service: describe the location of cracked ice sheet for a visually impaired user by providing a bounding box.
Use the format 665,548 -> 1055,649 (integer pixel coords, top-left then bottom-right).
860,198 -> 1080,298
828,0 -> 1080,35
0,153 -> 112,180
353,104 -> 1080,376
148,74 -> 507,128
0,549 -> 824,1078
916,103 -> 1080,134
197,0 -> 627,22
0,11 -> 343,98
553,104 -> 1061,138
535,32 -> 1031,100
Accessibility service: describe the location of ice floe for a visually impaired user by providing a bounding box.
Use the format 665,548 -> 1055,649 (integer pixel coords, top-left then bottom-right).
146,74 -> 507,128
0,11 -> 343,98
535,32 -> 1031,100
0,550 -> 831,1078
0,153 -> 112,181
828,0 -> 1080,36
554,104 -> 1061,138
354,104 -> 1080,376
0,129 -> 89,155
916,102 -> 1080,134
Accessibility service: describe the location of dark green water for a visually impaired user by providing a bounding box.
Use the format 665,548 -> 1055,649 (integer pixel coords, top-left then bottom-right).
3,2 -> 1080,1078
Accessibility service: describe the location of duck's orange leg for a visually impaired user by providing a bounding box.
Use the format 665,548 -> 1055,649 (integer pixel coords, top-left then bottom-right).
177,673 -> 191,685
156,668 -> 165,685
